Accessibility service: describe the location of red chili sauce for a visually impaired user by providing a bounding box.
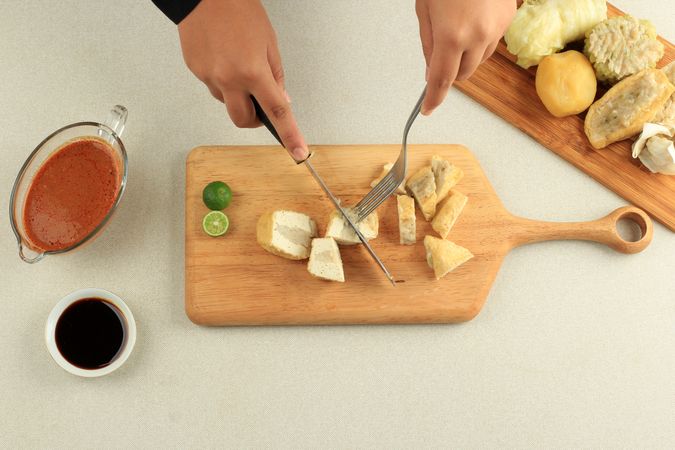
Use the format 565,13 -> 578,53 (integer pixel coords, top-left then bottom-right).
23,138 -> 120,252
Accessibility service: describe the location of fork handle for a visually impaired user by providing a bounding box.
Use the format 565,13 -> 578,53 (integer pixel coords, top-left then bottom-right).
250,96 -> 310,164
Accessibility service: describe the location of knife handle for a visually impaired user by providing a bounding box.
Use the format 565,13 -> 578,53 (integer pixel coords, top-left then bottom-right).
250,95 -> 309,164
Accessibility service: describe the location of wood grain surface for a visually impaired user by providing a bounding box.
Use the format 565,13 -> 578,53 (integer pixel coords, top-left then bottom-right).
455,3 -> 675,230
185,145 -> 652,326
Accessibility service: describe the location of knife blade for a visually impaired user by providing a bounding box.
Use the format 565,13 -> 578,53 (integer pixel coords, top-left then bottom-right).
251,96 -> 396,286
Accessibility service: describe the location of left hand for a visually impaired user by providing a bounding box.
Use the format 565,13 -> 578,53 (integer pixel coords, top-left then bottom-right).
416,0 -> 517,115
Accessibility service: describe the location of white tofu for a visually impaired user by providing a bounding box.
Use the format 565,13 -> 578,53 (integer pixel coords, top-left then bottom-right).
396,195 -> 416,245
431,155 -> 464,204
423,235 -> 473,280
370,162 -> 406,195
406,165 -> 437,221
431,190 -> 468,239
325,209 -> 378,245
307,237 -> 345,282
256,210 -> 317,260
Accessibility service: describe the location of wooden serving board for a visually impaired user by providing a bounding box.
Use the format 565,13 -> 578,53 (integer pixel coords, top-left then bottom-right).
185,145 -> 652,326
455,3 -> 675,230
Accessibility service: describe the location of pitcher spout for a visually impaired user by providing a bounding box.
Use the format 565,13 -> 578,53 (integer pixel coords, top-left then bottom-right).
18,242 -> 45,264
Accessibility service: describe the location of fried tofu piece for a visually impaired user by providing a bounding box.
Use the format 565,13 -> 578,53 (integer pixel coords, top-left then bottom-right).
406,166 -> 437,221
431,190 -> 468,239
325,209 -> 378,245
663,61 -> 675,83
653,61 -> 675,127
423,236 -> 473,280
431,155 -> 464,204
585,68 -> 674,148
396,195 -> 416,245
307,237 -> 345,282
370,163 -> 406,195
257,210 -> 317,260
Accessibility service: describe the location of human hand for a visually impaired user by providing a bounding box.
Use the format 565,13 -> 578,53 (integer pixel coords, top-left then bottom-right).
178,0 -> 309,161
416,0 -> 517,115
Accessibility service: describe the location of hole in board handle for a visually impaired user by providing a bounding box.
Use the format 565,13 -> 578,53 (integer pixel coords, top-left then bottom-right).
615,212 -> 648,243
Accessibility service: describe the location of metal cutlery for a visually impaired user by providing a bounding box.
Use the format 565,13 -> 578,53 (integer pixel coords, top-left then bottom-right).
352,87 -> 426,222
250,96 -> 396,286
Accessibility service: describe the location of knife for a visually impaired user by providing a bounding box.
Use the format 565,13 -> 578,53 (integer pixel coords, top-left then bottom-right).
251,96 -> 396,286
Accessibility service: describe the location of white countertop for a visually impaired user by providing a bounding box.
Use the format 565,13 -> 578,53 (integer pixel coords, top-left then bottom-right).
2,1 -> 674,447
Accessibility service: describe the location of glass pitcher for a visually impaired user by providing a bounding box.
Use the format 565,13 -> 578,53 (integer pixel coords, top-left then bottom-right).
10,106 -> 128,263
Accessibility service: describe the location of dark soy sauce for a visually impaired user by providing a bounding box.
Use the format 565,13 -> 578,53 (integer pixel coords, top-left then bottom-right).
55,298 -> 126,369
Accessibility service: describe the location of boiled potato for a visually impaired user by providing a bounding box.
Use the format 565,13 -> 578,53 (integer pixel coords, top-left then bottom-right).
535,50 -> 597,118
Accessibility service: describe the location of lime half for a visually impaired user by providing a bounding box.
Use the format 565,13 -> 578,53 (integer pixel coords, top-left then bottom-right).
202,181 -> 232,210
202,211 -> 230,237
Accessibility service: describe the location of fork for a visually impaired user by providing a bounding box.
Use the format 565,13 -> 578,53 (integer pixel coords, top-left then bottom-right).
352,87 -> 427,222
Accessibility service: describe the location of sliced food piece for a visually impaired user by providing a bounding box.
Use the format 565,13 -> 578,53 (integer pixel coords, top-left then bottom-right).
370,163 -> 405,195
406,165 -> 437,221
584,68 -> 674,149
396,195 -> 416,245
307,237 -> 345,282
584,16 -> 664,85
202,211 -> 230,237
431,190 -> 468,239
423,236 -> 474,280
325,209 -> 378,245
431,155 -> 464,204
256,210 -> 317,260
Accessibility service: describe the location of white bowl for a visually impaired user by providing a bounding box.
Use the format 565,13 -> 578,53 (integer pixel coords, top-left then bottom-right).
45,288 -> 136,377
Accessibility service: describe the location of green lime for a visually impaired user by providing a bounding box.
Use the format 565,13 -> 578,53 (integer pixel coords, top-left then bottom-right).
202,181 -> 232,210
202,211 -> 230,237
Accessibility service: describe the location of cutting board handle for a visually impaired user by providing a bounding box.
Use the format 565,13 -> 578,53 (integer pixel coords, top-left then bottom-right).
507,206 -> 653,254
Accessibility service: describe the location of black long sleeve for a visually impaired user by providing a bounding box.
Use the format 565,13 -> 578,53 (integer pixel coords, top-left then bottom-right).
151,0 -> 202,24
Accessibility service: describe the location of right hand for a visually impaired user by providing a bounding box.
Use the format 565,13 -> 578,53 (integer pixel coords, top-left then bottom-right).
178,0 -> 309,162
416,0 -> 517,116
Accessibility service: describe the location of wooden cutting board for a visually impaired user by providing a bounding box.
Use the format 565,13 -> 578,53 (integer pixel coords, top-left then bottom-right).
185,145 -> 652,326
455,3 -> 675,230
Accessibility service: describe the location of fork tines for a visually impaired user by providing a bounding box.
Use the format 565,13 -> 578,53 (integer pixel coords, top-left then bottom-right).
353,171 -> 400,222
351,87 -> 426,224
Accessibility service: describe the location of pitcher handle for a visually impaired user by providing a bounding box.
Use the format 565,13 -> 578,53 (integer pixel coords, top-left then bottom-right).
99,105 -> 128,143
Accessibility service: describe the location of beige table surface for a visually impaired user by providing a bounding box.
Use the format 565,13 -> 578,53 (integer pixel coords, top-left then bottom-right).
2,1 -> 674,448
